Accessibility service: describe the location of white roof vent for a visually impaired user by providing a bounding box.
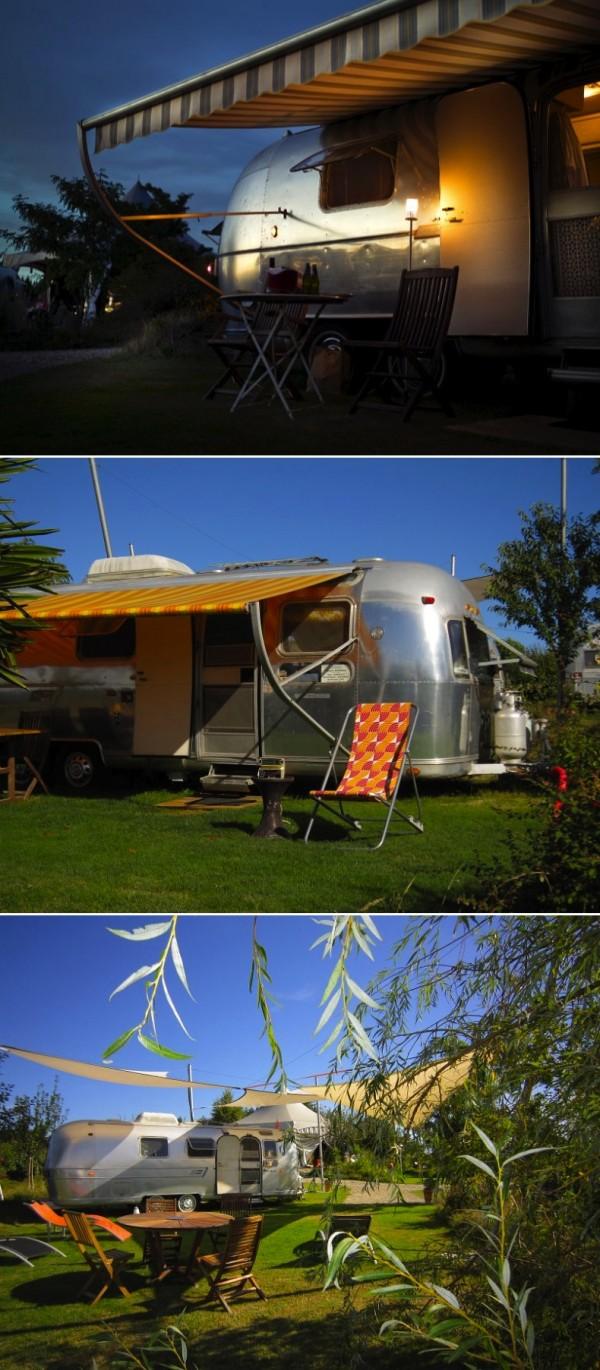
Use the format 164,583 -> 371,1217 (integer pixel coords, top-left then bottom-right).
86,555 -> 195,581
134,1112 -> 179,1125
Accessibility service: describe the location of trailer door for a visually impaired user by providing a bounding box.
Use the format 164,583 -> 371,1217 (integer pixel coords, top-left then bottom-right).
216,1134 -> 240,1194
133,616 -> 193,756
195,612 -> 259,760
436,82 -> 530,336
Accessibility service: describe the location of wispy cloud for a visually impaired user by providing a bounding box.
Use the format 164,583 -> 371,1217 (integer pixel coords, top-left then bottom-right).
277,987 -> 315,1003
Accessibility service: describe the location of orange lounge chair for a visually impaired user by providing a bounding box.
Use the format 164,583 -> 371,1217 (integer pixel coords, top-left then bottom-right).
305,701 -> 423,849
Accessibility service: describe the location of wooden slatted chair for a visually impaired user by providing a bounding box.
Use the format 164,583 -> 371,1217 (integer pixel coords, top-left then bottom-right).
218,1193 -> 254,1218
185,1215 -> 266,1314
63,1211 -> 134,1304
304,701 -> 423,850
347,266 -> 459,421
142,1196 -> 181,1271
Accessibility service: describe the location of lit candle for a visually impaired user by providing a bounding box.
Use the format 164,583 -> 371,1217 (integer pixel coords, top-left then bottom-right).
405,198 -> 419,220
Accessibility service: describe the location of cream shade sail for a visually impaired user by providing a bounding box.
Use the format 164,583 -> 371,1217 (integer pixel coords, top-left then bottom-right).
82,1 -> 600,152
1,1045 -> 472,1122
309,1056 -> 474,1126
0,566 -> 351,622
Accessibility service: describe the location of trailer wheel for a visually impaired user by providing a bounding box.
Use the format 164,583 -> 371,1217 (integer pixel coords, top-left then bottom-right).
55,745 -> 103,793
176,1194 -> 198,1212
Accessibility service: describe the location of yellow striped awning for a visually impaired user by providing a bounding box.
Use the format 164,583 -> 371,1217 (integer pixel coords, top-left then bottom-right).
1,567 -> 350,621
82,0 -> 600,152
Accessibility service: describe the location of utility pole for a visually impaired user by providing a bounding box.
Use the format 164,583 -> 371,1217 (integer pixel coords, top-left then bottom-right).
88,458 -> 113,557
560,458 -> 568,553
187,1064 -> 195,1122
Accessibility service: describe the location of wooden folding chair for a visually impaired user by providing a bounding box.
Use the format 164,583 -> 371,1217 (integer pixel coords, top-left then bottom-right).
184,1215 -> 266,1314
218,1193 -> 254,1218
304,701 -> 423,849
347,266 -> 459,421
142,1197 -> 181,1272
63,1210 -> 133,1304
204,297 -> 310,413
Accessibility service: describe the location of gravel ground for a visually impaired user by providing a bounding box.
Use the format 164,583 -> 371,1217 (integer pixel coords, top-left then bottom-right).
0,348 -> 122,382
312,1178 -> 426,1205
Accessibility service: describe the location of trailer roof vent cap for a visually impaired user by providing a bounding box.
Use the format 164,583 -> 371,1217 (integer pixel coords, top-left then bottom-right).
86,555 -> 195,581
134,1112 -> 180,1125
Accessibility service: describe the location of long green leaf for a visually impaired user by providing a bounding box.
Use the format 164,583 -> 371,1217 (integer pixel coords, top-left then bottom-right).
107,922 -> 172,941
109,963 -> 160,999
102,1027 -> 137,1059
459,1153 -> 497,1180
314,988 -> 342,1035
137,1032 -> 190,1060
344,972 -> 380,1010
170,935 -> 194,999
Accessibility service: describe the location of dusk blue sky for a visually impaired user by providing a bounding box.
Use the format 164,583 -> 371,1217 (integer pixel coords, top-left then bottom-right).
2,0 -> 364,238
0,913 -> 424,1122
11,456 -> 599,646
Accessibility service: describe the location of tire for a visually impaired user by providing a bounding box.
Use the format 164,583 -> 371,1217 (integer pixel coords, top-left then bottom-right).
176,1194 -> 198,1213
55,745 -> 103,793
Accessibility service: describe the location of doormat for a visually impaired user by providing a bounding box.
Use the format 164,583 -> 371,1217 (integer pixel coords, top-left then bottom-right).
157,795 -> 261,812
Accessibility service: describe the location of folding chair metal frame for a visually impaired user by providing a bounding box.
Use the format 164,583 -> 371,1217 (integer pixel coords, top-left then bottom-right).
304,701 -> 423,849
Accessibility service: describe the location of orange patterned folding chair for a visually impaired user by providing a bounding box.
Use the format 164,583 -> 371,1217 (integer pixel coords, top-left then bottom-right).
304,701 -> 423,850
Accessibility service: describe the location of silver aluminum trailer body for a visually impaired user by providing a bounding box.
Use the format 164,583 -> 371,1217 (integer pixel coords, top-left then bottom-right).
218,64 -> 600,355
45,1114 -> 302,1211
1,555 -> 532,788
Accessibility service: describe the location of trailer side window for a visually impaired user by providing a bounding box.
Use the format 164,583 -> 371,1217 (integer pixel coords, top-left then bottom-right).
279,601 -> 350,655
448,621 -> 469,676
321,141 -> 396,210
76,617 -> 135,660
263,1140 -> 278,1169
187,1137 -> 216,1157
140,1137 -> 168,1158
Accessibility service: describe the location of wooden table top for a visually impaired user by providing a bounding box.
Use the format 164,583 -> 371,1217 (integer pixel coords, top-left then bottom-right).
120,1211 -> 233,1231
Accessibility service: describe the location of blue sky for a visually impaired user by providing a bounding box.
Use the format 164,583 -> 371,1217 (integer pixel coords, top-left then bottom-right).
2,0 -> 362,237
11,456 -> 599,646
0,913 -> 412,1122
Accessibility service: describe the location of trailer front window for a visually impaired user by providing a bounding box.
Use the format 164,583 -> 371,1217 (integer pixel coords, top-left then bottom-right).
448,620 -> 469,676
279,601 -> 350,655
187,1137 -> 216,1157
140,1137 -> 168,1158
321,140 -> 396,209
76,617 -> 135,660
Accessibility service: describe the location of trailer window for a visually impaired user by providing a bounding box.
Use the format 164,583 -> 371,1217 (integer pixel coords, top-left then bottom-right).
279,601 -> 350,655
263,1140 -> 277,1169
321,140 -> 396,209
140,1137 -> 168,1158
76,617 -> 135,660
448,621 -> 469,676
187,1137 -> 216,1157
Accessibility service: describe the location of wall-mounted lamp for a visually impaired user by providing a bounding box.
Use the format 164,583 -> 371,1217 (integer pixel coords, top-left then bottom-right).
404,198 -> 419,270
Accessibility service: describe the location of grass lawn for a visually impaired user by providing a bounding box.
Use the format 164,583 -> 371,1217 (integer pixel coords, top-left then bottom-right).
0,778 -> 543,912
0,350 -> 569,456
0,1186 -> 449,1370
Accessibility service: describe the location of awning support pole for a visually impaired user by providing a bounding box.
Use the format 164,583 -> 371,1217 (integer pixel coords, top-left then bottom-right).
77,122 -> 223,295
249,601 -> 353,756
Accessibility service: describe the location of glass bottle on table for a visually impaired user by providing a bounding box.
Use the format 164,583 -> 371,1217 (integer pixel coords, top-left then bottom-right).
311,263 -> 320,295
302,262 -> 312,294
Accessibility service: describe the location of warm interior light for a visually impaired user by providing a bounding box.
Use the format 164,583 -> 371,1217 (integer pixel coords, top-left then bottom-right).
405,197 -> 419,219
584,83 -> 600,98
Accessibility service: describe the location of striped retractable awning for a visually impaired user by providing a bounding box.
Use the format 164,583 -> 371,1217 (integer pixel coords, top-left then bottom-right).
1,567 -> 350,621
84,0 -> 600,153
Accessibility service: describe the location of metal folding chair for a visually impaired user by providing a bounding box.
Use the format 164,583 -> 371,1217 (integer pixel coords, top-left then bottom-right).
347,266 -> 459,421
304,701 -> 423,849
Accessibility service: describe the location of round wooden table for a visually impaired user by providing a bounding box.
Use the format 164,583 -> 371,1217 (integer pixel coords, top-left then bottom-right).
119,1211 -> 233,1280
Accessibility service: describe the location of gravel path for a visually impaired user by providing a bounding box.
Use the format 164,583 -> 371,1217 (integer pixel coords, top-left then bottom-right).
314,1178 -> 426,1205
0,348 -> 122,382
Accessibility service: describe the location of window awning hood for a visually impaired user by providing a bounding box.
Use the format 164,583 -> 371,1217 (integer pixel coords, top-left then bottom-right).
81,0 -> 600,153
0,565 -> 352,622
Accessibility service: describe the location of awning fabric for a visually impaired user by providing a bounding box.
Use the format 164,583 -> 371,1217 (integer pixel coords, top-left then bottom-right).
84,0 -> 600,152
310,1056 -> 473,1125
0,567 -> 350,622
0,1047 -> 323,1103
2,1046 -> 472,1123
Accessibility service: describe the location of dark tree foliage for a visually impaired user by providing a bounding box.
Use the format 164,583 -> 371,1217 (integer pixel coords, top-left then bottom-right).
484,503 -> 600,708
209,1089 -> 249,1124
1,174 -> 204,319
0,1056 -> 66,1185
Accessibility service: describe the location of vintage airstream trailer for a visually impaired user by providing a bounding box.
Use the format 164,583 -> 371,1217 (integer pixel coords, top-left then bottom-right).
1,552 -> 535,791
45,1113 -> 303,1212
78,0 -> 600,373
